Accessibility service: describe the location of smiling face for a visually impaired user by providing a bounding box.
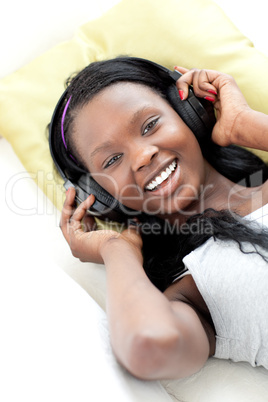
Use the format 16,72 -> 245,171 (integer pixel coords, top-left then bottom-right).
71,82 -> 208,220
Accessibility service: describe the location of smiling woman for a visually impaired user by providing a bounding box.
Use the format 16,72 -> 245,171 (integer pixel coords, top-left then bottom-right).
49,56 -> 268,380
71,81 -> 204,217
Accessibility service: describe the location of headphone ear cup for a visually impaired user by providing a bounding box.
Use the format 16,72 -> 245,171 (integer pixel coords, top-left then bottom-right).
166,84 -> 215,142
76,174 -> 138,222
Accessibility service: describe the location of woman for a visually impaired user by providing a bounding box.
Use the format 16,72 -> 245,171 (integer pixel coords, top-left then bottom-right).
50,57 -> 268,380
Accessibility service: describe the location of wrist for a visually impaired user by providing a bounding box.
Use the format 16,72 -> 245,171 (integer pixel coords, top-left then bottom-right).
100,236 -> 143,265
232,107 -> 255,147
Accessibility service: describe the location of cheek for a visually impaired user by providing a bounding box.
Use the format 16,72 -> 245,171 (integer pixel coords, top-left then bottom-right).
163,116 -> 200,152
173,124 -> 203,165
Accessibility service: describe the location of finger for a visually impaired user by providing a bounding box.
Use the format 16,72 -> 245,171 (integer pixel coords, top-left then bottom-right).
174,66 -> 190,101
198,69 -> 224,98
192,69 -> 202,97
82,213 -> 97,232
174,66 -> 189,75
60,187 -> 76,243
195,69 -> 218,100
175,69 -> 198,100
69,194 -> 96,233
176,68 -> 219,101
213,99 -> 221,115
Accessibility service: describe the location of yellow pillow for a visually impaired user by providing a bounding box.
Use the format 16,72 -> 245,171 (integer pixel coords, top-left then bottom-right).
0,0 -> 267,211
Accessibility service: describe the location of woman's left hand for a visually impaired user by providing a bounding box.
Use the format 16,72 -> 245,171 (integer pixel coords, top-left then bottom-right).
174,66 -> 251,147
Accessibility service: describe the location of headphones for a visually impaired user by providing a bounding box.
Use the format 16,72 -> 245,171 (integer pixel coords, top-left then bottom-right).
49,58 -> 216,223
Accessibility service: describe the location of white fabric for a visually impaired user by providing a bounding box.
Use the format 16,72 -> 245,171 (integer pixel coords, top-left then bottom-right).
0,138 -> 172,402
183,205 -> 268,369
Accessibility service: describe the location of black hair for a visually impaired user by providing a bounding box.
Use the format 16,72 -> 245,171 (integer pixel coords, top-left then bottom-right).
51,56 -> 268,291
142,208 -> 268,291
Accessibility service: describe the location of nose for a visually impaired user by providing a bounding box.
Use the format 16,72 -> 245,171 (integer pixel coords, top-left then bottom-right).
131,143 -> 159,172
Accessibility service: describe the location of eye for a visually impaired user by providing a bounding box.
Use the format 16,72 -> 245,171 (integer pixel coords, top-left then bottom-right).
143,117 -> 159,135
104,154 -> 122,169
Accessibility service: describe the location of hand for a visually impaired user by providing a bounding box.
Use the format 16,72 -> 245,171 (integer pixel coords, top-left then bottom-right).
60,187 -> 143,264
174,67 -> 251,147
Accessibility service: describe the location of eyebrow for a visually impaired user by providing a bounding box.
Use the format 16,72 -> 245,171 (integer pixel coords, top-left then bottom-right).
90,105 -> 153,159
130,105 -> 152,126
90,141 -> 113,159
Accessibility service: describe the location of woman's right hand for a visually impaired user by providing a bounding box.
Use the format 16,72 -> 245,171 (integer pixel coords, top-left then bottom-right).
60,187 -> 143,264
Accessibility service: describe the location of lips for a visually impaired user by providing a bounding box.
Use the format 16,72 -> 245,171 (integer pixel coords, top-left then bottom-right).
144,159 -> 178,192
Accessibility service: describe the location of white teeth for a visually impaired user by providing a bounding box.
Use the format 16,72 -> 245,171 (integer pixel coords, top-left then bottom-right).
161,171 -> 168,180
145,160 -> 177,191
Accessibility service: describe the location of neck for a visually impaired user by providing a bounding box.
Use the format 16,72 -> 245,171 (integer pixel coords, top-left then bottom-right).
165,162 -> 263,225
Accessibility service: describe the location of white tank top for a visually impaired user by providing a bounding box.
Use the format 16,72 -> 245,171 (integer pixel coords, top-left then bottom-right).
182,204 -> 268,369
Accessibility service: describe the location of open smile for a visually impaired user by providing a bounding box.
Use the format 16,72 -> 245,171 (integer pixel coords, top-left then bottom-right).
144,158 -> 180,193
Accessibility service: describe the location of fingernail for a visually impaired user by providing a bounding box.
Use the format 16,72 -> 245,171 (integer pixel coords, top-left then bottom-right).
179,90 -> 184,101
207,89 -> 217,95
204,96 -> 215,102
